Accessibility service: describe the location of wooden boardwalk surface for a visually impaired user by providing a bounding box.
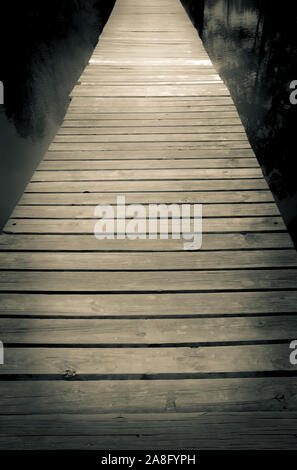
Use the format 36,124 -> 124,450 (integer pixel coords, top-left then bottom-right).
1,0 -> 297,449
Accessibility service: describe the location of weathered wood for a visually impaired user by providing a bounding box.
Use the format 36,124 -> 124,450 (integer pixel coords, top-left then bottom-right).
0,269 -> 296,292
25,180 -> 269,192
18,190 -> 275,205
32,168 -> 262,181
11,203 -> 279,218
1,413 -> 297,449
1,378 -> 297,414
1,315 -> 296,344
61,118 -> 242,127
0,250 -> 296,271
0,344 -> 294,375
38,158 -> 259,170
68,95 -> 232,102
53,133 -> 248,143
63,112 -> 242,122
57,125 -> 244,135
49,141 -> 252,150
70,84 -> 230,96
67,105 -> 237,114
0,232 -> 293,251
69,97 -> 233,106
1,0 -> 297,450
0,291 -> 296,316
4,216 -> 285,233
44,148 -> 254,159
49,141 -> 251,151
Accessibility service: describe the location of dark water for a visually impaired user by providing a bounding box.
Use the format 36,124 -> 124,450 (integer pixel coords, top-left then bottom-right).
182,0 -> 297,244
0,0 -> 115,229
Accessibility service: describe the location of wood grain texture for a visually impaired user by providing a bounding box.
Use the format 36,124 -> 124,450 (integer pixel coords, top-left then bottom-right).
12,203 -> 279,217
0,269 -> 296,292
0,291 -> 296,316
1,378 -> 296,414
4,216 -> 285,233
0,344 -> 294,375
24,179 -> 269,192
1,0 -> 297,450
17,190 -> 275,205
1,315 -> 296,343
32,168 -> 262,181
44,148 -> 254,159
0,250 -> 296,270
38,158 -> 259,170
1,232 -> 293,251
1,413 -> 297,449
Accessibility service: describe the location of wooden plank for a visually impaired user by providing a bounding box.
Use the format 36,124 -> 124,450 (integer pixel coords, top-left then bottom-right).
0,233 -> 293,252
90,48 -> 209,55
70,84 -> 230,96
24,180 -> 268,192
69,95 -> 231,101
1,315 -> 296,344
32,168 -> 262,181
66,106 -> 240,114
79,69 -> 220,73
70,75 -> 223,81
1,378 -> 297,414
0,412 -> 297,449
38,158 -> 259,170
0,269 -> 296,292
48,142 -> 253,150
86,58 -> 213,63
1,412 -> 297,449
82,63 -> 217,68
63,112 -> 242,121
74,69 -> 221,74
18,190 -> 275,205
69,96 -> 232,105
1,250 -> 296,271
78,80 -> 223,85
11,203 -> 279,218
57,125 -> 243,134
44,148 -> 255,159
62,120 -> 245,128
4,217 -> 285,234
0,291 -> 296,316
0,344 -> 294,374
88,51 -> 212,59
52,133 -> 249,143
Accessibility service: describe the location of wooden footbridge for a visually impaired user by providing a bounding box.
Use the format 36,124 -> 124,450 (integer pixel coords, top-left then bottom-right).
1,0 -> 297,449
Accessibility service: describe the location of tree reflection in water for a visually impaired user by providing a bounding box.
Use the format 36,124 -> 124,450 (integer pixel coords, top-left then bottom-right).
182,0 -> 297,244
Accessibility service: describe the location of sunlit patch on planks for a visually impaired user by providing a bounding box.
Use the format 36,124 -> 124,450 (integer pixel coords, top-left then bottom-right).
1,0 -> 297,450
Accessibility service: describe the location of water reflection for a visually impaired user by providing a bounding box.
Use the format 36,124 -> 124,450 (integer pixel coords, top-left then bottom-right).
0,0 -> 115,229
182,0 -> 297,244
